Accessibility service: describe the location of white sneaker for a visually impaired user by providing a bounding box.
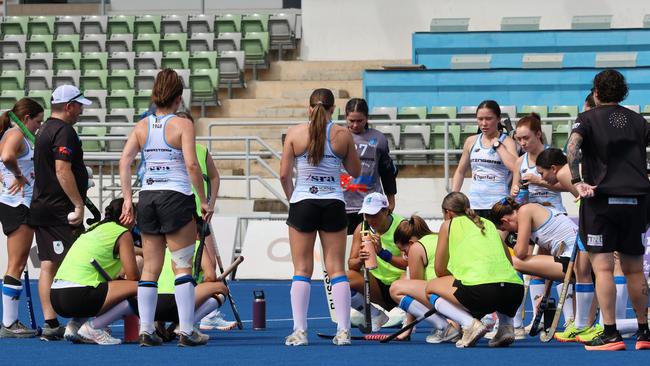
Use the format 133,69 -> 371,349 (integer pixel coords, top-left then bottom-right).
332,329 -> 351,346
285,329 -> 308,346
456,319 -> 488,348
64,320 -> 83,343
199,312 -> 238,331
77,323 -> 121,345
514,326 -> 526,340
371,311 -> 390,332
426,323 -> 461,344
488,325 -> 515,347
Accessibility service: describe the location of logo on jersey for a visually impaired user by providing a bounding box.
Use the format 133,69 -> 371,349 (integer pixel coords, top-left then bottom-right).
307,175 -> 335,183
146,178 -> 154,185
53,240 -> 64,255
309,186 -> 319,194
57,146 -> 72,156
587,234 -> 603,247
368,138 -> 377,147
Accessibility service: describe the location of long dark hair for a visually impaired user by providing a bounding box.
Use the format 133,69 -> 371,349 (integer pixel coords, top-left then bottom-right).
345,98 -> 369,130
307,88 -> 335,166
85,198 -> 135,233
536,148 -> 567,169
0,98 -> 44,138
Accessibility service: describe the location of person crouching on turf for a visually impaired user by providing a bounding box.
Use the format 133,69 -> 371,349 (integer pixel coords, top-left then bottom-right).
426,192 -> 523,348
347,192 -> 407,332
50,198 -> 139,345
150,240 -> 229,342
490,197 -> 593,341
389,215 -> 460,343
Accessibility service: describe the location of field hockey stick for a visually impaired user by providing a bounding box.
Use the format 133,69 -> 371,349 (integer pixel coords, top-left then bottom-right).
23,268 -> 41,335
193,174 -> 211,283
539,239 -> 579,342
520,244 -> 540,321
529,278 -> 553,336
216,256 -> 244,281
91,258 -> 112,282
317,332 -> 405,341
359,220 -> 372,334
214,250 -> 244,329
380,306 -> 437,343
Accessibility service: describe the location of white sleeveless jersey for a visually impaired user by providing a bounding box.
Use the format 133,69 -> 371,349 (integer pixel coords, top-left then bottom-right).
520,151 -> 566,213
140,114 -> 192,195
290,122 -> 344,203
468,133 -> 511,210
0,136 -> 34,207
531,206 -> 576,257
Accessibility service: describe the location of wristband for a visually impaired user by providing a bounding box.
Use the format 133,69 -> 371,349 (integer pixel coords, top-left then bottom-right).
570,177 -> 582,185
378,249 -> 393,262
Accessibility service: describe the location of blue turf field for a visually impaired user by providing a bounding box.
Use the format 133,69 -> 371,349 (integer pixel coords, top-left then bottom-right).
1,280 -> 647,365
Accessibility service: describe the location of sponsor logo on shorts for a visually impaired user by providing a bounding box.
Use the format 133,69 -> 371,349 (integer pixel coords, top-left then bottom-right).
53,240 -> 64,255
608,197 -> 638,205
587,234 -> 603,247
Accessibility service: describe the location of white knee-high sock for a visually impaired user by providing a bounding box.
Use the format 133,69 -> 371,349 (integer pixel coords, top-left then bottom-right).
399,295 -> 448,329
429,294 -> 474,328
616,318 -> 638,334
137,281 -> 158,334
556,283 -> 574,323
350,290 -> 382,318
529,279 -> 546,322
574,283 -> 595,329
174,274 -> 196,336
513,303 -> 524,328
331,276 -> 351,332
290,276 -> 311,331
194,296 -> 223,323
615,276 -> 628,319
2,276 -> 22,327
91,300 -> 134,329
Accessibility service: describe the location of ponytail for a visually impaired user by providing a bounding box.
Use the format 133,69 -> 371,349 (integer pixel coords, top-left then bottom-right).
84,198 -> 135,233
0,111 -> 10,139
307,88 -> 335,166
0,98 -> 44,139
394,214 -> 433,245
464,207 -> 485,235
489,197 -> 520,228
441,191 -> 486,235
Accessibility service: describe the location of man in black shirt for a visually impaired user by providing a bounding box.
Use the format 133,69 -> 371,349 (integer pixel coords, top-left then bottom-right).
568,69 -> 650,351
29,85 -> 91,340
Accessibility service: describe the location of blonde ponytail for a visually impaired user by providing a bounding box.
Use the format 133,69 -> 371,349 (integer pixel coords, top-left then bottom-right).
464,207 -> 485,235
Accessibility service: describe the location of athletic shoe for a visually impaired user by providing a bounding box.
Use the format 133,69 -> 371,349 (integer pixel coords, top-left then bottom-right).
636,328 -> 650,350
64,319 -> 83,343
426,323 -> 461,344
77,323 -> 121,345
481,313 -> 497,332
199,312 -> 238,331
584,331 -> 626,351
178,330 -> 208,347
576,324 -> 604,344
524,320 -> 543,335
332,329 -> 351,346
514,326 -> 526,340
40,323 -> 65,341
139,331 -> 163,347
488,325 -> 515,347
554,321 -> 588,343
173,324 -> 209,340
0,320 -> 37,338
371,311 -> 390,332
456,319 -> 488,348
285,329 -> 308,346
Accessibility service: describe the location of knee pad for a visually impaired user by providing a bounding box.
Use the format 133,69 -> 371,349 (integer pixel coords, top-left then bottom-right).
170,245 -> 195,269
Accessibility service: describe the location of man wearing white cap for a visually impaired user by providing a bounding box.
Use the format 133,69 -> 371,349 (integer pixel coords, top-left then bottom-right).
346,192 -> 407,332
29,85 -> 92,340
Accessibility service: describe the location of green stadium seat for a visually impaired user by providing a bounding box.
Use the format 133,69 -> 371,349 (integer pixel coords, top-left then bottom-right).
53,52 -> 81,72
427,106 -> 457,119
432,124 -> 462,150
190,68 -> 219,101
215,14 -> 241,34
134,89 -> 153,114
28,16 -> 55,35
133,34 -> 160,54
397,106 -> 427,120
26,34 -> 53,55
162,15 -> 188,34
108,69 -> 136,92
108,15 -> 134,35
429,18 -> 469,32
80,127 -> 107,152
331,107 -> 341,121
552,124 -> 570,150
501,16 -> 541,31
519,105 -> 548,118
459,123 -> 478,146
642,105 -> 650,116
107,90 -> 135,111
27,90 -> 52,109
0,90 -> 26,110
55,16 -> 81,35
160,33 -> 187,54
81,70 -> 108,91
242,32 -> 269,77
189,51 -> 217,72
80,52 -> 108,72
52,34 -> 80,54
549,105 -> 578,118
134,15 -> 161,36
241,14 -> 269,33
1,16 -> 29,35
0,70 -> 25,91
162,51 -> 190,69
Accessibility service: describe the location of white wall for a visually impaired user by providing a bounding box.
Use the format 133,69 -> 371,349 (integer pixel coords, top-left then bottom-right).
301,0 -> 650,61
109,0 -> 283,14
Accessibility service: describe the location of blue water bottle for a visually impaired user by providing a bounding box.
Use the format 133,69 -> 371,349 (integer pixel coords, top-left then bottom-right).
515,180 -> 529,205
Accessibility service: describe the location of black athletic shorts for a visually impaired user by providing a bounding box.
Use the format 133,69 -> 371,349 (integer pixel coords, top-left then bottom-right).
374,275 -> 398,311
453,279 -> 524,319
154,294 -> 179,322
34,225 -> 75,263
579,195 -> 647,255
50,282 -> 109,318
346,213 -> 363,235
137,190 -> 196,235
286,199 -> 347,233
0,203 -> 29,235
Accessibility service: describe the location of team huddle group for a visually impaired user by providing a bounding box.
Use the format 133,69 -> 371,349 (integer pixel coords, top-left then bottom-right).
0,67 -> 649,350
280,69 -> 650,351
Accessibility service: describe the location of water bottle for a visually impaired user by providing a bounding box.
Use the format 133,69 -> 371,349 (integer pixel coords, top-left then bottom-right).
515,180 -> 529,205
252,290 -> 266,330
361,231 -> 378,270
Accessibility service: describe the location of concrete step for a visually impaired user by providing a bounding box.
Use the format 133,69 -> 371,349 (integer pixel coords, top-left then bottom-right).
232,80 -> 362,99
259,60 -> 406,81
210,98 -> 351,118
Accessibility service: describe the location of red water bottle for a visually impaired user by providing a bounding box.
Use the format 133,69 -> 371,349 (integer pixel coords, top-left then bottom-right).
123,314 -> 139,343
253,290 -> 266,330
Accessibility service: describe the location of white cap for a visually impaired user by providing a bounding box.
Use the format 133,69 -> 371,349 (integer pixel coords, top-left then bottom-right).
51,85 -> 92,106
358,192 -> 389,215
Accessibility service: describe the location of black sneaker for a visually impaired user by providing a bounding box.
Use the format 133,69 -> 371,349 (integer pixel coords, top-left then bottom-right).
40,324 -> 64,341
139,331 -> 163,347
584,330 -> 626,351
0,320 -> 38,338
636,328 -> 650,350
178,331 -> 208,347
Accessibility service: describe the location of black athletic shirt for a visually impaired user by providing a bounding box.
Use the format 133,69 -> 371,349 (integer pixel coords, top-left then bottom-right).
30,118 -> 88,226
572,105 -> 650,196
